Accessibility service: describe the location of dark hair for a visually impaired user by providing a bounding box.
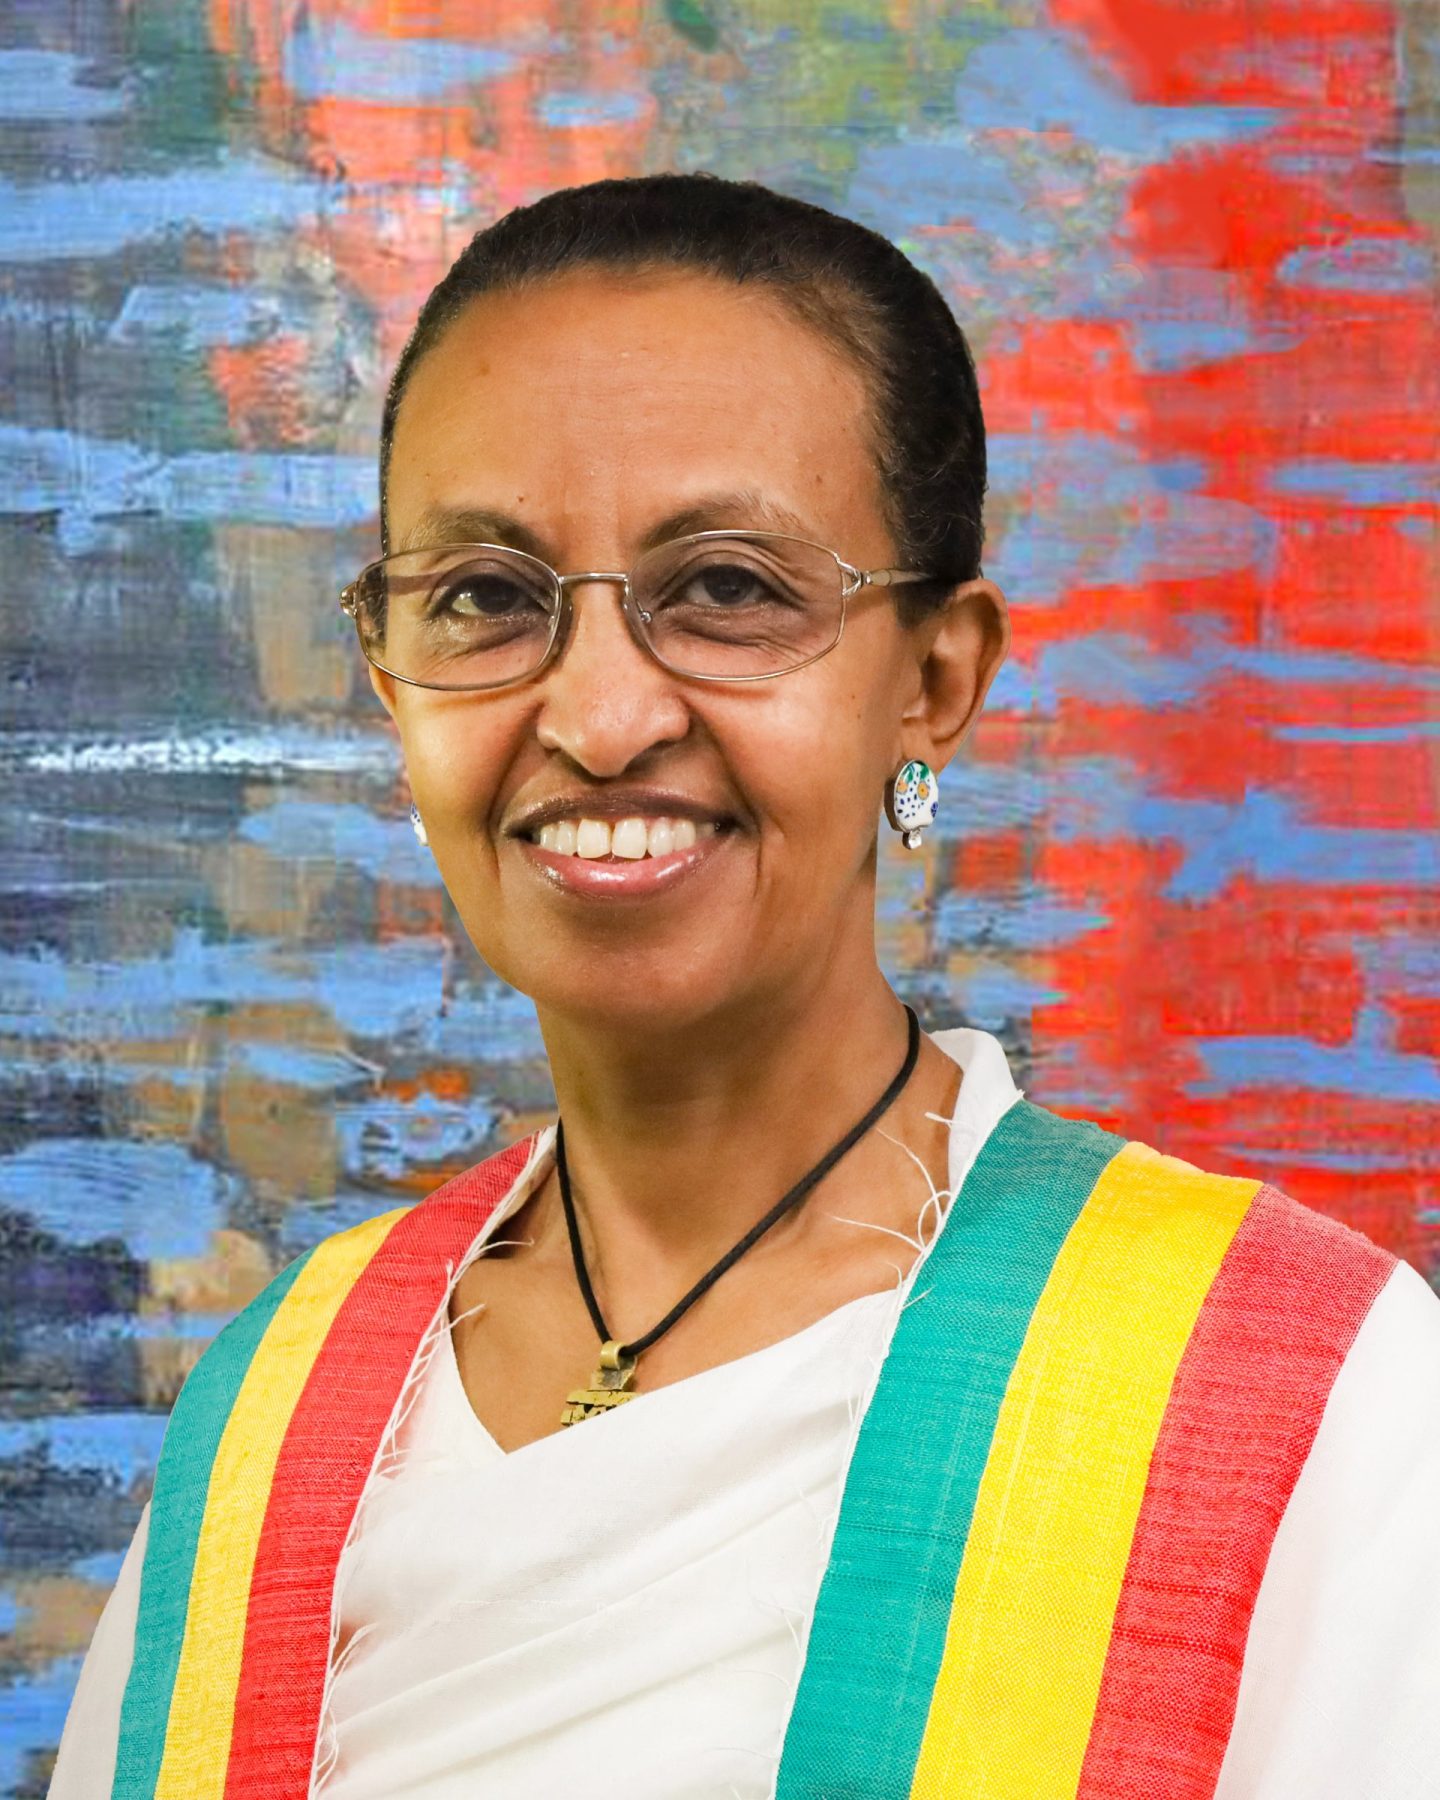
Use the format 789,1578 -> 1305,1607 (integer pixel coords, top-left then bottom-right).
379,172 -> 987,619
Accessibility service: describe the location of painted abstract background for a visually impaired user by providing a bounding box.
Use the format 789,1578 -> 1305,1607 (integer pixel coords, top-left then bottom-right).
2,0 -> 1437,1789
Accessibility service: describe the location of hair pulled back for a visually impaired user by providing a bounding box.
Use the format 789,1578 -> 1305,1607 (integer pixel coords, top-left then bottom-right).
379,172 -> 987,618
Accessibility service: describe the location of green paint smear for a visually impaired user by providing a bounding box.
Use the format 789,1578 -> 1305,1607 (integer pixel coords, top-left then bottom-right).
667,0 -> 723,52
670,1 -> 997,203
126,0 -> 238,161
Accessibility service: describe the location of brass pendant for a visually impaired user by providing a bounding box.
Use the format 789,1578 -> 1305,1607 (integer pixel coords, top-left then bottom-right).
560,1339 -> 639,1427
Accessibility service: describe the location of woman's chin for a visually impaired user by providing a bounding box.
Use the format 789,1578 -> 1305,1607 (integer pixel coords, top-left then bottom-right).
490,943 -> 768,1042
534,967 -> 745,1035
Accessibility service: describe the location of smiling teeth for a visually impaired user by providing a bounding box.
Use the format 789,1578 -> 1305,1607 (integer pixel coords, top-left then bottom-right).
535,816 -> 714,859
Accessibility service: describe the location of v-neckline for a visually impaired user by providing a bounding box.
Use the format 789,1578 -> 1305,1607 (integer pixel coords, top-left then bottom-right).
428,1023 -> 1020,1463
437,1276 -> 898,1463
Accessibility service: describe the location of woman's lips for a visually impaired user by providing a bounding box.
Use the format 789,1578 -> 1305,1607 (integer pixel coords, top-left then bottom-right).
515,823 -> 734,898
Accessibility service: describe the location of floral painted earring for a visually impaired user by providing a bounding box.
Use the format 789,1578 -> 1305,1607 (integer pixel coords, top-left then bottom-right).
409,802 -> 429,848
884,758 -> 939,849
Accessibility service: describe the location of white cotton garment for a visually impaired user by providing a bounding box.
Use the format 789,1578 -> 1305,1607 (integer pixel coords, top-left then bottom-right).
310,1025 -> 1021,1800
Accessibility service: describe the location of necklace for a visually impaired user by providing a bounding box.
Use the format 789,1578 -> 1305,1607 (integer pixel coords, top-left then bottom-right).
556,1005 -> 922,1426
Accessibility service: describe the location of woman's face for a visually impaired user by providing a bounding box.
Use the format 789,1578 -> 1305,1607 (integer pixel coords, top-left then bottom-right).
377,266 -> 1006,1033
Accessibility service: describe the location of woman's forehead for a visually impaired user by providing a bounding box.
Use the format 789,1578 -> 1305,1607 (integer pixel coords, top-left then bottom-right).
387,273 -> 887,558
397,268 -> 868,428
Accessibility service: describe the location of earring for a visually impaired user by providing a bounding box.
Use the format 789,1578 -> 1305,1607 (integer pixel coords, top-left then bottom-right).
409,802 -> 429,847
885,758 -> 938,850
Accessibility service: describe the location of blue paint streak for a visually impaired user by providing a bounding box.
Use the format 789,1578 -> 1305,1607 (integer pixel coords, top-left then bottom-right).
0,1138 -> 227,1260
279,1193 -> 411,1258
934,888 -> 1109,952
985,432 -> 1278,605
1025,1039 -> 1129,1113
949,962 -> 1063,1030
1271,721 -> 1440,744
875,871 -> 927,926
0,426 -> 376,528
1135,788 -> 1440,901
1021,622 -> 1440,713
416,981 -> 548,1066
536,89 -> 647,128
1211,635 -> 1440,690
1099,268 -> 1303,371
108,282 -> 313,349
1367,144 -> 1440,167
909,754 -> 1145,844
0,1051 -> 204,1087
1269,459 -> 1437,507
237,800 -> 442,887
0,927 -> 449,1045
25,1311 -> 234,1345
1350,932 -> 1440,997
1187,1035 -> 1440,1105
284,17 -> 516,102
158,451 -> 376,526
848,131 -> 1039,245
1129,318 -> 1259,371
233,1042 -> 380,1091
334,1087 -> 499,1182
0,152 -> 328,262
0,1412 -> 168,1485
951,29 -> 1277,157
1233,1143 -> 1440,1173
70,1548 -> 127,1584
0,49 -> 128,120
1276,235 -> 1437,294
0,1591 -> 30,1633
1037,632 -> 1206,708
0,1654 -> 84,1793
928,759 -> 1049,833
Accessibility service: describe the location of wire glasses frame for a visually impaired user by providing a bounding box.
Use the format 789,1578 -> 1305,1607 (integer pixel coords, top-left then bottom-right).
338,529 -> 942,692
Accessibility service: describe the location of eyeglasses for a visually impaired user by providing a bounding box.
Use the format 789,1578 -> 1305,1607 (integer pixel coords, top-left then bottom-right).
339,530 -> 940,691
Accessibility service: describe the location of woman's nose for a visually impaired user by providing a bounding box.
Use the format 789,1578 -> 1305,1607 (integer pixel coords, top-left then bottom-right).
532,578 -> 690,775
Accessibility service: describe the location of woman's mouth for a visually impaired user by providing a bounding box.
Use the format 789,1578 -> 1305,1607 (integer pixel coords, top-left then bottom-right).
529,814 -> 719,860
514,814 -> 734,897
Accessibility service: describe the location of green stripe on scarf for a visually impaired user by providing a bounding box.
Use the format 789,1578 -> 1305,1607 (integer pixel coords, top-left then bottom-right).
111,1248 -> 315,1800
775,1100 -> 1126,1797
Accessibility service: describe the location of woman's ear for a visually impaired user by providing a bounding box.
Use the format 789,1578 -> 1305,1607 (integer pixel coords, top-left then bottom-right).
900,577 -> 1011,770
368,662 -> 400,722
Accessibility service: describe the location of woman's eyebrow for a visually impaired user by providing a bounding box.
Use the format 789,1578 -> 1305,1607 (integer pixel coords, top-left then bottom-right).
398,507 -> 546,557
397,490 -> 818,560
636,491 -> 817,550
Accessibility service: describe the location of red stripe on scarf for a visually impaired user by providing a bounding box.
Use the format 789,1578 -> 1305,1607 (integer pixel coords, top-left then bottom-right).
222,1136 -> 538,1799
1076,1184 -> 1396,1799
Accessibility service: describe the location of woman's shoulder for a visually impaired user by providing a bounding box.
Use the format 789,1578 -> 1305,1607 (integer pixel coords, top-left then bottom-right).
977,1095 -> 1433,1414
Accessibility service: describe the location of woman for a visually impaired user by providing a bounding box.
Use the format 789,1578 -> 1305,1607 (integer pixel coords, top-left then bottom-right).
52,174 -> 1440,1800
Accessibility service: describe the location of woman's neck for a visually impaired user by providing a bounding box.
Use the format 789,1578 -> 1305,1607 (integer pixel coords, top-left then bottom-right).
529,964 -> 962,1304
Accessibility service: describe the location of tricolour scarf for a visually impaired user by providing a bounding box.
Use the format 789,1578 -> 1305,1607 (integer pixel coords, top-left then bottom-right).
110,1099 -> 1394,1799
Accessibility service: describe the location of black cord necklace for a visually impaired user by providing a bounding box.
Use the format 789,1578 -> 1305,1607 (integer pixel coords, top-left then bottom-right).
555,1005 -> 922,1426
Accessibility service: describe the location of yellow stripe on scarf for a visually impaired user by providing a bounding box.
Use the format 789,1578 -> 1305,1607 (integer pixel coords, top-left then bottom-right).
910,1142 -> 1261,1799
154,1208 -> 410,1800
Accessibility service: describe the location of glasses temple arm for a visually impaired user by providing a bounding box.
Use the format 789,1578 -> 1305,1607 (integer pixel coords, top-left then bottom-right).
861,568 -> 943,588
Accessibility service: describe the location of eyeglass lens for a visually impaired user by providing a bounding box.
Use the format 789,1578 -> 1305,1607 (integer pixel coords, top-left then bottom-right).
349,535 -> 846,687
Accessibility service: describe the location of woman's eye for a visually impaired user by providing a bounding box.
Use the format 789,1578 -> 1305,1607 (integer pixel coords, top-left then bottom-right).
671,561 -> 784,609
432,576 -> 537,619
